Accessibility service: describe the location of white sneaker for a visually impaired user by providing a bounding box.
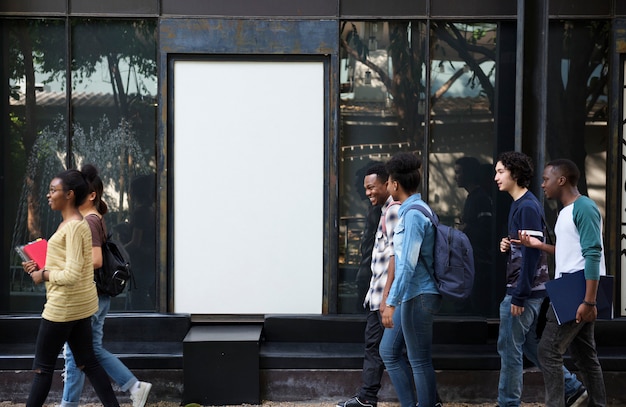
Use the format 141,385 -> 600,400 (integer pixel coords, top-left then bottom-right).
130,381 -> 152,407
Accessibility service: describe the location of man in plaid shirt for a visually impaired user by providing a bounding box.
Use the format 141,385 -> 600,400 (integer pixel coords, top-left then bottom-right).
337,163 -> 399,407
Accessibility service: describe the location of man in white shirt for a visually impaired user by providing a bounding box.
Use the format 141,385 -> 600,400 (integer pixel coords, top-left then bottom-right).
519,158 -> 606,407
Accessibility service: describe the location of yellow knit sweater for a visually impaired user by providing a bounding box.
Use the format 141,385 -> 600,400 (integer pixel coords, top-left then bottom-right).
42,219 -> 98,322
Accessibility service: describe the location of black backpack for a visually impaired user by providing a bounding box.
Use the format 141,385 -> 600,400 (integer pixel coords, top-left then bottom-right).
95,232 -> 132,297
409,204 -> 475,302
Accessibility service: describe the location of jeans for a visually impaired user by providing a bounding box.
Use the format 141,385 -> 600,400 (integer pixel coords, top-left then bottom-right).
380,303 -> 415,407
497,295 -> 583,407
538,306 -> 606,407
62,295 -> 137,407
27,317 -> 119,407
358,309 -> 385,401
380,294 -> 441,407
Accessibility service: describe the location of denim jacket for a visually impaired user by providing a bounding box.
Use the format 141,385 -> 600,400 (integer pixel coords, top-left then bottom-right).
387,194 -> 439,306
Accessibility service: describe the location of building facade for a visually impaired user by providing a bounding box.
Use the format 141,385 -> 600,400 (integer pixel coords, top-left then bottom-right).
1,0 -> 626,376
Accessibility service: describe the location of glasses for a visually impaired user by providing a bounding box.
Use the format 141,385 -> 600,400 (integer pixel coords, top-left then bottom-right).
49,187 -> 64,194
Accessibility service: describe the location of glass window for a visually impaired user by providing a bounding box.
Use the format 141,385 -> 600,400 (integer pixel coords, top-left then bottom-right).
428,22 -> 498,317
71,19 -> 158,311
339,21 -> 427,313
546,19 -> 611,309
546,20 -> 608,218
4,19 -> 67,313
2,18 -> 157,313
338,21 -> 499,317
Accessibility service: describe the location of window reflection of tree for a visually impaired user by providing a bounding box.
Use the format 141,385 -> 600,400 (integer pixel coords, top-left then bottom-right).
7,19 -> 158,311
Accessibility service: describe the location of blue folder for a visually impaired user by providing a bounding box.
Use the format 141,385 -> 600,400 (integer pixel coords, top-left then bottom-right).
544,270 -> 614,325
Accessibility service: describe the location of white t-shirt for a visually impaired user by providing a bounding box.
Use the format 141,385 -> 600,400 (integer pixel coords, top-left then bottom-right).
554,196 -> 606,279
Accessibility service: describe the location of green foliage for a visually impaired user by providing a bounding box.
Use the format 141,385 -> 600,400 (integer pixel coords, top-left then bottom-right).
7,18 -> 157,92
8,113 -> 27,177
71,19 -> 157,90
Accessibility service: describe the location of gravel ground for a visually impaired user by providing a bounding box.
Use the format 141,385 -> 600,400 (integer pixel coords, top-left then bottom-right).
0,401 -> 544,407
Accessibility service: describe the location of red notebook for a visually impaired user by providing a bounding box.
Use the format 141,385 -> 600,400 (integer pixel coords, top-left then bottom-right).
17,239 -> 48,269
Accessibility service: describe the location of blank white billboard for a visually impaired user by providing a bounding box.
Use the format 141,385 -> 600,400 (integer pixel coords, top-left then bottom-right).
173,59 -> 324,314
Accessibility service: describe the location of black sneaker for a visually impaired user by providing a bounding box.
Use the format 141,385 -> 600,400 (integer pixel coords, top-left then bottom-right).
336,396 -> 377,407
566,385 -> 588,407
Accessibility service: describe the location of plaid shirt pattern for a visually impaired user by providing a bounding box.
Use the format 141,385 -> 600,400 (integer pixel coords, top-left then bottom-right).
364,196 -> 400,311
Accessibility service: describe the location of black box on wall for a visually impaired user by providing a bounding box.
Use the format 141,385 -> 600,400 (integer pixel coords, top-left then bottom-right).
183,325 -> 263,405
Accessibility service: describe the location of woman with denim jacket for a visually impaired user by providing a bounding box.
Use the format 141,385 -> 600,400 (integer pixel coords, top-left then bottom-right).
380,152 -> 442,407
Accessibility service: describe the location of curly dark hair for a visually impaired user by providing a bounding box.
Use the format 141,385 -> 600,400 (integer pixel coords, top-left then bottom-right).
385,152 -> 422,193
496,151 -> 534,188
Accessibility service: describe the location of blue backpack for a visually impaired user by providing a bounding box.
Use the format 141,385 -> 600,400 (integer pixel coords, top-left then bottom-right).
409,204 -> 475,302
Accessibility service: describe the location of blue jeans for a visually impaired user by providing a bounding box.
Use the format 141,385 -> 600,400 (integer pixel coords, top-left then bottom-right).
380,294 -> 441,407
62,295 -> 137,407
27,317 -> 119,407
538,305 -> 606,407
380,303 -> 415,407
497,295 -> 582,407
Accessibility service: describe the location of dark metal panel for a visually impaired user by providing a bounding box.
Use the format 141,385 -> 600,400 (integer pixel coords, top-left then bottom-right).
161,0 -> 337,17
520,0 -> 549,195
326,53 -> 340,314
0,23 -> 8,311
549,0 -> 611,17
0,0 -> 66,15
618,1 -> 626,17
617,19 -> 626,53
340,0 -> 425,17
430,0 -> 516,18
160,28 -> 173,313
607,18 -> 626,317
70,0 -> 158,16
160,19 -> 338,55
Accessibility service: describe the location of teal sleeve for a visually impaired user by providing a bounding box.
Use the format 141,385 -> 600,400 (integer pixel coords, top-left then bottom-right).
573,197 -> 602,280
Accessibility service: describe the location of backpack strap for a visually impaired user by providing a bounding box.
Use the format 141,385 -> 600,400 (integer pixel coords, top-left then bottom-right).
405,203 -> 440,281
85,213 -> 107,245
407,203 -> 439,226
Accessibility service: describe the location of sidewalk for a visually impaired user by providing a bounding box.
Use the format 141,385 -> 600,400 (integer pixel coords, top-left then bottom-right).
0,402 -> 545,407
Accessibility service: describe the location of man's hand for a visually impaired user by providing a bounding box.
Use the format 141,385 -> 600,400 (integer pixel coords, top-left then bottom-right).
511,304 -> 524,317
576,303 -> 597,323
512,231 -> 542,249
382,305 -> 395,328
500,237 -> 511,253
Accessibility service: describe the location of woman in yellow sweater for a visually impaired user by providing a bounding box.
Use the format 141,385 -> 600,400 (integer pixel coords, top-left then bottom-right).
22,169 -> 119,407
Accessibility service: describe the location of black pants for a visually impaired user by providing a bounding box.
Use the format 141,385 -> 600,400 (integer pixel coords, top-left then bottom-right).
27,317 -> 119,407
358,309 -> 385,401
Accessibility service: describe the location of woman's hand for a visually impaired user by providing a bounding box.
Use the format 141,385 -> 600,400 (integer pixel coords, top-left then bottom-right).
22,261 -> 43,284
382,305 -> 395,328
22,260 -> 37,275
